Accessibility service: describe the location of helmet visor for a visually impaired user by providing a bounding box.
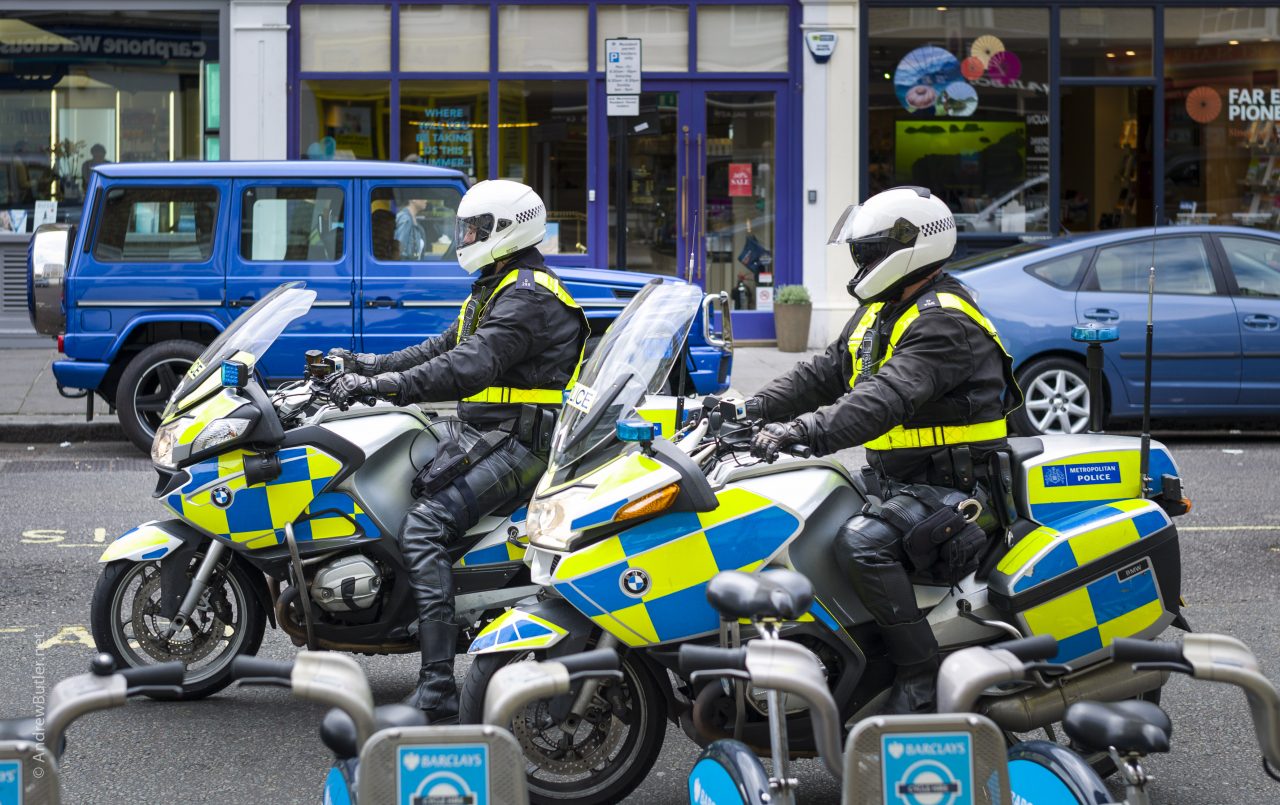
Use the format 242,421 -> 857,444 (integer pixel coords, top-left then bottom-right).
849,218 -> 920,273
455,213 -> 495,249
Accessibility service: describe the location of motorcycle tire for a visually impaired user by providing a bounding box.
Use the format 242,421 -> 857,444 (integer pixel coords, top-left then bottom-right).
90,558 -> 267,700
460,649 -> 666,805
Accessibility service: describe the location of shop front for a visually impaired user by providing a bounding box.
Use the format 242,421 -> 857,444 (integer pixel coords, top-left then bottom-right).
289,1 -> 803,339
860,2 -> 1280,255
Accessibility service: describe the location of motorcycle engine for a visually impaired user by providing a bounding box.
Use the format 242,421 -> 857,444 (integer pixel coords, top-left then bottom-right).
310,555 -> 382,613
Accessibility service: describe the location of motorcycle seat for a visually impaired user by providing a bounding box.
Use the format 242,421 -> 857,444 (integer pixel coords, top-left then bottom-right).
706,569 -> 814,623
1063,699 -> 1172,756
320,703 -> 429,760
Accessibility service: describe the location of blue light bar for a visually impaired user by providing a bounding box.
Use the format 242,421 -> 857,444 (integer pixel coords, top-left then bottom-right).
616,418 -> 660,443
221,360 -> 249,388
1071,322 -> 1119,343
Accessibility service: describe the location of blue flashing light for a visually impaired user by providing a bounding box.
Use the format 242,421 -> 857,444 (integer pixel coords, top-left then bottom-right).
221,360 -> 249,388
1071,322 -> 1119,343
616,418 -> 660,443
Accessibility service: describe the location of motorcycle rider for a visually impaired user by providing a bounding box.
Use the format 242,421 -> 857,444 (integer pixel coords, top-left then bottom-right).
747,186 -> 1020,714
327,179 -> 588,722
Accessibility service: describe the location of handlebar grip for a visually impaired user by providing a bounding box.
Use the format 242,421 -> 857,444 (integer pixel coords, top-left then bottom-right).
119,661 -> 187,688
788,444 -> 813,459
557,649 -> 620,677
993,635 -> 1059,662
231,656 -> 294,682
679,644 -> 749,676
1111,638 -> 1184,665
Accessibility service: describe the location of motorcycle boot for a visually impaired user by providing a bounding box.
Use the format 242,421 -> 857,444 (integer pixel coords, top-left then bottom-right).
880,617 -> 940,715
398,496 -> 462,722
408,620 -> 460,723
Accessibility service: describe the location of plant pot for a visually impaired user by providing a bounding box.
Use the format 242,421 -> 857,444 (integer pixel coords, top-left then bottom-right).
774,302 -> 812,352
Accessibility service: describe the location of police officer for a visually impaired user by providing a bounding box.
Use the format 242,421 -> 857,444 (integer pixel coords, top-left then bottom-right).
327,180 -> 588,721
748,187 -> 1020,714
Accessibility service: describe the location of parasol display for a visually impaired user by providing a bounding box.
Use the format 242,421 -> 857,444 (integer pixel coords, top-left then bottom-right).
939,81 -> 979,117
894,45 -> 963,114
986,50 -> 1023,86
970,35 -> 1005,66
961,56 -> 986,81
1185,86 -> 1222,124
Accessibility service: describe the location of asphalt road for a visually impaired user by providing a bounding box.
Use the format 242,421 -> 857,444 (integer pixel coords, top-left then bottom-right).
1,436 -> 1278,804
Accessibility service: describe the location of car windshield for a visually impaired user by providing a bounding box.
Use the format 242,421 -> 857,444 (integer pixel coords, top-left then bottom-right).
948,241 -> 1050,271
166,283 -> 315,411
548,280 -> 704,481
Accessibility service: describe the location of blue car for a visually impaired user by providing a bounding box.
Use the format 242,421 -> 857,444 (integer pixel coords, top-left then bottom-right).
951,226 -> 1280,435
27,161 -> 732,450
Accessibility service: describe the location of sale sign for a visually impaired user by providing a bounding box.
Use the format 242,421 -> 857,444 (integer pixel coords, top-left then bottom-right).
728,163 -> 753,197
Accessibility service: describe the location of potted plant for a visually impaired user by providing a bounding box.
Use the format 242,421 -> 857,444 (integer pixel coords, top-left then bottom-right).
773,284 -> 812,352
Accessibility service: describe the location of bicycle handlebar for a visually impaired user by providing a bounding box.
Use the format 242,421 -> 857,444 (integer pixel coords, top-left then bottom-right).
1111,638 -> 1185,665
679,645 -> 749,677
120,662 -> 186,690
993,635 -> 1059,662
231,656 -> 294,683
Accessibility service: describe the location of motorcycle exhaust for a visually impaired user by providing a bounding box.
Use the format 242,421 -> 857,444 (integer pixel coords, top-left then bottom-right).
980,662 -> 1168,732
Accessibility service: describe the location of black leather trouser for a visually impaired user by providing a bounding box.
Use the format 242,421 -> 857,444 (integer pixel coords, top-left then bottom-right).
397,420 -> 545,713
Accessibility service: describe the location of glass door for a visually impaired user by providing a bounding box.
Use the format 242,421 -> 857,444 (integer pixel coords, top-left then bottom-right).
1060,85 -> 1155,231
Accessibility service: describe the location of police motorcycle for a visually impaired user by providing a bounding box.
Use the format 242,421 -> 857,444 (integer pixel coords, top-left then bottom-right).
88,282 -> 617,699
230,647 -> 621,804
0,656 -> 185,805
458,278 -> 1192,804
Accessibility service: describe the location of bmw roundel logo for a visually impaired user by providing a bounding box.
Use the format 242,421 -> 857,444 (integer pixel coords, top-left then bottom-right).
211,486 -> 233,508
620,568 -> 650,598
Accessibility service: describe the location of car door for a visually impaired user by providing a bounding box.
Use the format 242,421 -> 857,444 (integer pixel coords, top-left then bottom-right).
1076,234 -> 1241,414
227,180 -> 356,380
358,180 -> 471,355
1213,234 -> 1280,407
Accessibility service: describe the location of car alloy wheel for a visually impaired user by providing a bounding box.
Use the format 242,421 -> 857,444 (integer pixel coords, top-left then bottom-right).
1024,368 -> 1090,434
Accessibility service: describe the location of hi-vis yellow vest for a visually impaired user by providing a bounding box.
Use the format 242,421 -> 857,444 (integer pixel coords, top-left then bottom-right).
848,291 -> 1018,451
455,268 -> 585,405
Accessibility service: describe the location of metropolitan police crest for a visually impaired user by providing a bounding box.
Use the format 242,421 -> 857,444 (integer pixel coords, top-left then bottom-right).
1043,466 -> 1067,487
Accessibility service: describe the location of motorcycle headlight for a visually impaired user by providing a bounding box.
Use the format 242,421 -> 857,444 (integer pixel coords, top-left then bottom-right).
192,417 -> 253,454
151,417 -> 193,470
527,485 -> 597,552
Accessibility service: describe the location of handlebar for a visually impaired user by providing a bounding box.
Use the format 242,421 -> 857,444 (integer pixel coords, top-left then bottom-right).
679,645 -> 749,677
231,656 -> 295,684
120,661 -> 186,691
557,649 -> 621,678
994,635 -> 1059,662
1111,638 -> 1185,665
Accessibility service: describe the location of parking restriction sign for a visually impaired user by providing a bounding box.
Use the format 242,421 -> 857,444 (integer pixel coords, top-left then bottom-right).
605,39 -> 642,95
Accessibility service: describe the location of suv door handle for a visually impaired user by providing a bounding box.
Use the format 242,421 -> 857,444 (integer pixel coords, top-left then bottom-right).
229,295 -> 256,308
1243,314 -> 1279,331
1084,308 -> 1119,321
366,297 -> 397,308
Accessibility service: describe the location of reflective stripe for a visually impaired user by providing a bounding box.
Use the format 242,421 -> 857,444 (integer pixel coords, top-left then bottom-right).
456,267 -> 587,406
863,418 -> 1008,451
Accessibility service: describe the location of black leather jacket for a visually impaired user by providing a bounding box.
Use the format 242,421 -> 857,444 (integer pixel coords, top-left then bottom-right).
373,248 -> 589,427
754,273 -> 1013,481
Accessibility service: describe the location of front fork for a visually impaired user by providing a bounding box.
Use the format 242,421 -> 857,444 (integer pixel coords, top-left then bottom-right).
163,540 -> 227,638
559,632 -> 621,736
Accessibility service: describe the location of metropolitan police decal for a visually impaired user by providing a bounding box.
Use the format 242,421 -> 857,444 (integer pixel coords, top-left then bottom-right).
1042,462 -> 1120,487
397,744 -> 489,805
881,732 -> 974,805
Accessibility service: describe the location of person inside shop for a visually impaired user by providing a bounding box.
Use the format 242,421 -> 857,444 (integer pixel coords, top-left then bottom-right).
396,196 -> 429,259
325,179 -> 588,722
81,144 -> 111,190
746,186 -> 1021,715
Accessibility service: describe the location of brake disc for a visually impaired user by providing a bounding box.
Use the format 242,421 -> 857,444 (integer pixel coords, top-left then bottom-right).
512,689 -> 627,776
130,570 -> 225,664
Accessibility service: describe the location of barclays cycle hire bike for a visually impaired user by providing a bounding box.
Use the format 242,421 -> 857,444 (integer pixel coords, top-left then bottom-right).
230,647 -> 622,805
0,656 -> 185,805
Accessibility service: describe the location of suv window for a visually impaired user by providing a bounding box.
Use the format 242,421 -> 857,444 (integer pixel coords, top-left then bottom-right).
1220,236 -> 1280,298
370,186 -> 462,262
92,186 -> 218,262
240,186 -> 345,261
1093,237 -> 1215,295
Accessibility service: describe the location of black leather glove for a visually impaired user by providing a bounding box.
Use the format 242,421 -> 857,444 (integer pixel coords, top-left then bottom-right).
326,348 -> 380,376
328,373 -> 401,409
750,420 -> 807,463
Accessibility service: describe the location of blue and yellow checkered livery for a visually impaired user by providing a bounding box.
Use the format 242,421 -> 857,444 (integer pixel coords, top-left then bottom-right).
164,446 -> 378,549
458,508 -> 529,567
1022,444 -> 1178,524
989,499 -> 1177,665
547,489 -> 803,647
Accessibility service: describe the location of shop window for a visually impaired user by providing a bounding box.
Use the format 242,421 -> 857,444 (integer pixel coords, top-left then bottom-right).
597,6 -> 688,73
299,80 -> 391,161
1060,8 -> 1153,78
498,81 -> 588,256
498,6 -> 588,72
866,8 -> 1050,232
1092,237 -> 1214,296
696,6 -> 788,73
299,5 -> 390,73
239,186 -> 345,262
92,186 -> 218,263
1060,86 -> 1154,231
1165,9 -> 1280,232
1025,252 -> 1088,290
400,81 -> 489,180
1220,236 -> 1280,298
400,6 -> 490,72
369,186 -> 462,262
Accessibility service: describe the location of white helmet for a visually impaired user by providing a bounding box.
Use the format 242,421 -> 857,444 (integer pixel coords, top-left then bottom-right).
828,186 -> 956,304
454,179 -> 546,273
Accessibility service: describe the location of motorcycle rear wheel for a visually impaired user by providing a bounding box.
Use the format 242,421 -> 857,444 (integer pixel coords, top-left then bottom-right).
460,649 -> 666,805
90,558 -> 266,700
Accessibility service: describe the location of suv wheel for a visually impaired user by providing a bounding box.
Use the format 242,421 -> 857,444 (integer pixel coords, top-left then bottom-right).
116,340 -> 206,453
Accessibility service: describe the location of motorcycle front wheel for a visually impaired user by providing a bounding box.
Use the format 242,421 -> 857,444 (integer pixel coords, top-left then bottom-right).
90,558 -> 267,700
459,649 -> 666,805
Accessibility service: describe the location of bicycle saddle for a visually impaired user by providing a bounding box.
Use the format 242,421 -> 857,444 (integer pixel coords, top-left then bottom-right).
705,570 -> 814,622
320,703 -> 429,760
1063,699 -> 1172,756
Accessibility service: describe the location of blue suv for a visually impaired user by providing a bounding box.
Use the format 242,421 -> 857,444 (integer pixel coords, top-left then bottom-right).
28,162 -> 732,450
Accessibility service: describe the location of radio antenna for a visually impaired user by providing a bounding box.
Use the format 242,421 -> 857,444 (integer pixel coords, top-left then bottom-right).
1138,186 -> 1157,496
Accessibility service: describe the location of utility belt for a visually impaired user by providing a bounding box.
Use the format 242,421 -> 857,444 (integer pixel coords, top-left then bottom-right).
861,444 -> 1019,538
411,405 -> 554,499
